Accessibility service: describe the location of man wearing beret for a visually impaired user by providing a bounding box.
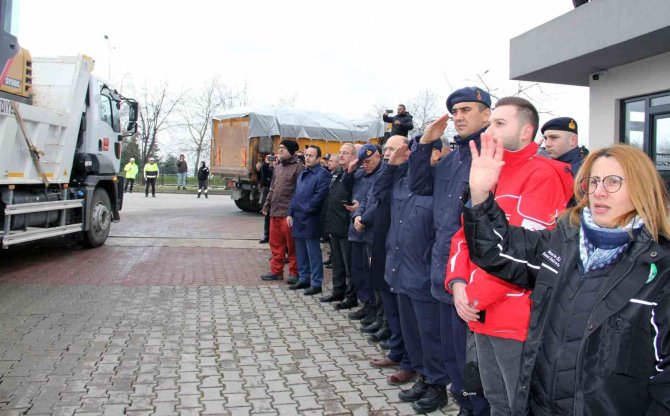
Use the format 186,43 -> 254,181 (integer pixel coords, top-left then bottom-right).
541,117 -> 584,176
260,139 -> 303,282
336,144 -> 382,323
383,104 -> 414,138
408,86 -> 492,415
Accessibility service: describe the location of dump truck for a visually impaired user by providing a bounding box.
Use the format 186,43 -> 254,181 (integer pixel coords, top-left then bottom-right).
211,108 -> 384,212
0,54 -> 138,248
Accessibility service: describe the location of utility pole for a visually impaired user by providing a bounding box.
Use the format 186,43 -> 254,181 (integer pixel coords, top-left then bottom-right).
104,35 -> 112,80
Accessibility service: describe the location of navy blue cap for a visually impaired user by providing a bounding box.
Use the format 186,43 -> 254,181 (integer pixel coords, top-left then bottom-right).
541,117 -> 578,135
446,87 -> 492,113
357,143 -> 379,161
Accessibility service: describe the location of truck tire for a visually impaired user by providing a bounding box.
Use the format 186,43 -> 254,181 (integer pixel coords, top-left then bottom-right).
82,188 -> 112,248
234,191 -> 262,212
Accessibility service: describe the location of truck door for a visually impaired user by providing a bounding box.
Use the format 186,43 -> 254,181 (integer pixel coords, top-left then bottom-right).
0,0 -> 19,86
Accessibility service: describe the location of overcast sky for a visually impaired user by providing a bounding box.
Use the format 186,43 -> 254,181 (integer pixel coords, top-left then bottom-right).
19,0 -> 590,143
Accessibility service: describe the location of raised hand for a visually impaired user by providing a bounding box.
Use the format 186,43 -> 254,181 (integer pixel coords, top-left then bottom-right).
420,114 -> 450,144
388,144 -> 409,166
347,158 -> 360,173
469,132 -> 505,205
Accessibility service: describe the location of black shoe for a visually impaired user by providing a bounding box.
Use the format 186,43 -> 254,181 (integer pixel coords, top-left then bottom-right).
348,304 -> 373,320
205,194 -> 208,198
325,264 -> 332,269
259,238 -> 269,244
260,274 -> 282,281
361,320 -> 382,334
198,193 -> 201,198
399,378 -> 429,402
411,384 -> 449,414
322,259 -> 332,266
287,276 -> 299,285
289,281 -> 310,291
368,325 -> 391,343
303,287 -> 322,296
379,340 -> 391,350
320,293 -> 345,303
334,298 -> 358,310
456,408 -> 475,416
359,309 -> 378,326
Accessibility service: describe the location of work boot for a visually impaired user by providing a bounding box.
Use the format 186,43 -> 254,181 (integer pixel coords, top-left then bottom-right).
398,377 -> 429,402
348,304 -> 373,320
361,320 -> 382,334
334,298 -> 358,310
411,384 -> 449,414
360,308 -> 378,326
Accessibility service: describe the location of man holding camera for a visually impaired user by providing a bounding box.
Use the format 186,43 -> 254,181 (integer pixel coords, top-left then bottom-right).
383,105 -> 414,138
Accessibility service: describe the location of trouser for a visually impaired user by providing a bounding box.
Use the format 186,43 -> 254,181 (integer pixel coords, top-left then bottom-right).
145,177 -> 156,196
177,172 -> 187,187
260,188 -> 270,239
269,217 -> 298,277
294,237 -> 324,288
198,180 -> 208,193
329,235 -> 350,295
474,333 -> 523,416
124,178 -> 134,192
349,241 -> 372,304
398,294 -> 449,385
381,290 -> 411,371
440,302 -> 490,415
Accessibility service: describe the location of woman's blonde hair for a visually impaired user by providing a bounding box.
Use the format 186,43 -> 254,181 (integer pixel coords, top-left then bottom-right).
566,144 -> 670,241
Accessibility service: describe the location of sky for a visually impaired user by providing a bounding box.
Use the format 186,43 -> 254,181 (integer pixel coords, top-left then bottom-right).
18,0 -> 590,144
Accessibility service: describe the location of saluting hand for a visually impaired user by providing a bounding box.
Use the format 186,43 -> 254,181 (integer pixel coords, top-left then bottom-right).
347,158 -> 359,173
420,114 -> 450,144
388,144 -> 409,166
469,132 -> 505,205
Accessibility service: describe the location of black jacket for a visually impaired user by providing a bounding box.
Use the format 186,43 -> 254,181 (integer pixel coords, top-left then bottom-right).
383,112 -> 414,137
323,167 -> 352,238
463,194 -> 670,416
197,166 -> 210,181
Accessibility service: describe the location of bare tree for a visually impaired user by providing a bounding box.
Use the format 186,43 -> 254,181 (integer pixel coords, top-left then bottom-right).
135,82 -> 186,165
366,103 -> 388,120
407,89 -> 440,136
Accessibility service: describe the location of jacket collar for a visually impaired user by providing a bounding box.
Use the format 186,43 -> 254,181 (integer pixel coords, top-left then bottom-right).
558,146 -> 583,165
502,141 -> 539,167
454,127 -> 487,147
281,156 -> 298,166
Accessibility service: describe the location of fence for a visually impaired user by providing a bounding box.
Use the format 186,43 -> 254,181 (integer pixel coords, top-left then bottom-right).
120,173 -> 227,190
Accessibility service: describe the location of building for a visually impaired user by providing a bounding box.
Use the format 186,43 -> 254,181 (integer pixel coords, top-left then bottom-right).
510,0 -> 670,179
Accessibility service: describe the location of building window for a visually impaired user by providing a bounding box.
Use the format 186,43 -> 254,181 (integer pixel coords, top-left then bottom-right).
621,91 -> 670,173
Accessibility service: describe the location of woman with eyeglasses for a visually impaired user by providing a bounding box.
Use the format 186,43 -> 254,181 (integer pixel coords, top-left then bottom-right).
459,138 -> 670,415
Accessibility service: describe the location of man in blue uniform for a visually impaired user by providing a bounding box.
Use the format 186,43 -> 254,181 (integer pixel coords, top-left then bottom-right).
409,87 -> 492,416
541,117 -> 584,176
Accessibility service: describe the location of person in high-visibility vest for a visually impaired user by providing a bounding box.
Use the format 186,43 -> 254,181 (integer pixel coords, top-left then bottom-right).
123,158 -> 139,193
144,157 -> 159,198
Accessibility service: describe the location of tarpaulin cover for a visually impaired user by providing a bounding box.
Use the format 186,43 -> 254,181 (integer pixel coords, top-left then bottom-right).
213,107 -> 385,142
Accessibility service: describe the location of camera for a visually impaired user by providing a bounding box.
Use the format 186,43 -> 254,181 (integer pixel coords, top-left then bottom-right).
591,71 -> 607,81
267,155 -> 276,161
386,109 -> 393,114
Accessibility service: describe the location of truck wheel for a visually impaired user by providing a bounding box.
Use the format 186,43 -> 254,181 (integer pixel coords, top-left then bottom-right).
234,192 -> 262,212
82,188 -> 112,248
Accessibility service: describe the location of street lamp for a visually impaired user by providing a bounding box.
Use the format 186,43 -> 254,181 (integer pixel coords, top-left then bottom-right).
104,34 -> 112,79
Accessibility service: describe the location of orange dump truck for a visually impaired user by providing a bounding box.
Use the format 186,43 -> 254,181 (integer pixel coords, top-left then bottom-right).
211,108 -> 384,212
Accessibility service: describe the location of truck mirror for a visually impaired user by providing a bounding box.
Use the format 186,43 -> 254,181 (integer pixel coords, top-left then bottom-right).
128,101 -> 138,122
125,121 -> 137,135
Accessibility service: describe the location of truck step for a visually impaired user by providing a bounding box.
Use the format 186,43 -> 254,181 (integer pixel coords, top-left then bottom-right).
4,199 -> 82,215
1,223 -> 83,246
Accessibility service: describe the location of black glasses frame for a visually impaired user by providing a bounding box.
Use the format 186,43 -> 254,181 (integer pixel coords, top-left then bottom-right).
579,175 -> 626,194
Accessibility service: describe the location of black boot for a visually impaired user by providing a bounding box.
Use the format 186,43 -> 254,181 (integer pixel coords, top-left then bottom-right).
347,303 -> 373,320
360,308 -> 378,326
368,324 -> 391,342
360,320 -> 382,334
398,377 -> 429,402
411,384 -> 448,413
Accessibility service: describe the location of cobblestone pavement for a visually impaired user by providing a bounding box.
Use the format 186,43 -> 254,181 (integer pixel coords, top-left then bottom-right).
0,194 -> 459,415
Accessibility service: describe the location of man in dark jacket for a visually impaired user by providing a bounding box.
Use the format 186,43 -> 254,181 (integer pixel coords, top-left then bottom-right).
321,143 -> 357,303
375,136 -> 451,412
257,155 -> 274,243
260,140 -> 303,282
383,104 -> 414,137
336,144 -> 382,318
287,146 -> 331,296
541,117 -> 584,176
197,161 -> 210,199
176,154 -> 188,190
409,86 -> 492,416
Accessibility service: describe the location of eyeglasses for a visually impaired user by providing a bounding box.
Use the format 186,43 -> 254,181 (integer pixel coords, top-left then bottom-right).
382,146 -> 398,152
579,175 -> 625,194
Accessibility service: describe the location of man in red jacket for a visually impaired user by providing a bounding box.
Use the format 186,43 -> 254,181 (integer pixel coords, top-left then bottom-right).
446,97 -> 573,415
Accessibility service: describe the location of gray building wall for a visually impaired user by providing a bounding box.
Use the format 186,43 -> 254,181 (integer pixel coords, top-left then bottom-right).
589,51 -> 670,150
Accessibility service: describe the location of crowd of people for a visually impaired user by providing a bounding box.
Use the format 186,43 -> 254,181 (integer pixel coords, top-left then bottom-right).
256,87 -> 670,416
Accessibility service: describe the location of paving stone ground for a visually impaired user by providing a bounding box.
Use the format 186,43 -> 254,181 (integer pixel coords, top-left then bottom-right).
0,193 -> 459,415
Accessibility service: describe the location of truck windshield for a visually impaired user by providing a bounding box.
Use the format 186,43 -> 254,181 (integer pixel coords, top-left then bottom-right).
3,0 -> 18,37
100,93 -> 121,133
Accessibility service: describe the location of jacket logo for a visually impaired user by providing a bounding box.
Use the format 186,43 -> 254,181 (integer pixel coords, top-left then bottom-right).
541,250 -> 561,269
647,263 -> 658,284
